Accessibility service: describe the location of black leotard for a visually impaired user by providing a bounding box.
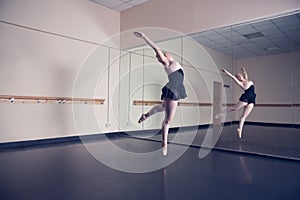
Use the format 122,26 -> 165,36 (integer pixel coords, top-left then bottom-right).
239,85 -> 256,104
161,69 -> 187,100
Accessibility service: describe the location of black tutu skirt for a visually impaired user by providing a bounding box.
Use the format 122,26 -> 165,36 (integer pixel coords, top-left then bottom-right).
239,85 -> 256,104
161,69 -> 187,100
239,93 -> 256,104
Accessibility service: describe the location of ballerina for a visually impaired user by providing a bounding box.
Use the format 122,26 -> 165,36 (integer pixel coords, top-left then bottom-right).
134,32 -> 187,155
215,67 -> 256,138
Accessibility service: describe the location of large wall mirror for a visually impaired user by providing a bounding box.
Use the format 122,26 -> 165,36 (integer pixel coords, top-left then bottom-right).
117,11 -> 300,160
188,11 -> 300,160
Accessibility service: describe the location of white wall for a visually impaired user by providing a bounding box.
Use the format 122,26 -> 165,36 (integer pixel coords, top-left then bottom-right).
203,46 -> 237,122
0,0 -> 120,43
0,0 -> 120,143
236,52 -> 300,124
121,0 -> 300,34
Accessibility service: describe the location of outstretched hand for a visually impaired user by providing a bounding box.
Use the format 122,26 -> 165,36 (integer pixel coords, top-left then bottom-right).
221,68 -> 226,73
241,67 -> 246,72
133,32 -> 144,38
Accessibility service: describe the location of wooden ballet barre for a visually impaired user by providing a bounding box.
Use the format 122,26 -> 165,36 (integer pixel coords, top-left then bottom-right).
133,100 -> 161,106
133,100 -> 212,107
0,95 -> 105,105
178,102 -> 212,106
220,103 -> 300,107
133,100 -> 300,107
218,103 -> 300,107
254,103 -> 300,107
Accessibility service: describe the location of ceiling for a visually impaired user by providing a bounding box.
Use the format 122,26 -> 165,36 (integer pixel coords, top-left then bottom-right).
189,11 -> 300,58
90,0 -> 149,11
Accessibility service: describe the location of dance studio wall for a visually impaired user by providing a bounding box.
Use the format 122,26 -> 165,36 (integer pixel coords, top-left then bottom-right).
235,51 -> 300,124
203,46 -> 237,122
0,0 -> 120,142
121,0 -> 300,35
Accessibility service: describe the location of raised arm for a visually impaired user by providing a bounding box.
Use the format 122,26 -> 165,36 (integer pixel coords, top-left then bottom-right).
241,67 -> 248,81
221,68 -> 244,88
133,32 -> 169,66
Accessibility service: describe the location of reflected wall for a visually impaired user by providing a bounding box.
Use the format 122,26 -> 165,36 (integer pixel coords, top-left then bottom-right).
190,11 -> 300,127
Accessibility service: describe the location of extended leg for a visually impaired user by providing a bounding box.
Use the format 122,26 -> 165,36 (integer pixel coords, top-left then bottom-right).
138,103 -> 165,123
237,103 -> 254,138
215,101 -> 247,119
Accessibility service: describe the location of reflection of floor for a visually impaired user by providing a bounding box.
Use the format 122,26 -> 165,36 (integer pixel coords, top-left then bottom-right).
0,135 -> 299,199
215,125 -> 300,160
135,124 -> 300,161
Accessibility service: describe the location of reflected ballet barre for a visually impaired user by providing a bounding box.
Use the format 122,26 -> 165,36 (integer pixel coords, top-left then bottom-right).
0,95 -> 105,105
255,103 -> 300,107
133,100 -> 300,107
133,100 -> 212,106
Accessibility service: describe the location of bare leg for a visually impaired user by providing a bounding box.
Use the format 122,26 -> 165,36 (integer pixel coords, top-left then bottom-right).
138,103 -> 165,123
162,99 -> 178,155
237,103 -> 254,138
215,101 -> 247,119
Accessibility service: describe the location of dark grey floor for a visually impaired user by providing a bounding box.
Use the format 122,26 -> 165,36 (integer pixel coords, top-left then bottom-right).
0,125 -> 300,200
